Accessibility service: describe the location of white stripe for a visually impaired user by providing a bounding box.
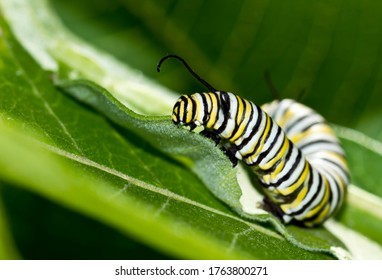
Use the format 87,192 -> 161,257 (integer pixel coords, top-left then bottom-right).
238,111 -> 267,155
272,147 -> 299,186
294,133 -> 339,147
260,100 -> 279,116
301,142 -> 344,155
234,103 -> 259,146
194,93 -> 205,124
218,93 -> 238,138
289,169 -> 319,214
312,158 -> 349,185
250,116 -> 279,158
318,168 -> 340,215
277,157 -> 305,190
257,128 -> 285,167
286,114 -> 323,136
294,171 -> 326,220
273,99 -> 294,123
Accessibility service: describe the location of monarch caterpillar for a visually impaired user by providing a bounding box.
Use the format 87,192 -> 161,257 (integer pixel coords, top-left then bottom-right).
157,54 -> 350,227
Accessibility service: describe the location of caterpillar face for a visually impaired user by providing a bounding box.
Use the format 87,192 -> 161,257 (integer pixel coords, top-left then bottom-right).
172,92 -> 227,130
172,96 -> 192,127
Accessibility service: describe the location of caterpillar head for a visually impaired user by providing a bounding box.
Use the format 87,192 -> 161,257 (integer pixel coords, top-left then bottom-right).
172,95 -> 198,130
157,54 -> 218,131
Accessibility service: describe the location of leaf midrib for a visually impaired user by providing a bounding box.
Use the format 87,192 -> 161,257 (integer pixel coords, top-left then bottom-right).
334,124 -> 382,156
37,140 -> 283,240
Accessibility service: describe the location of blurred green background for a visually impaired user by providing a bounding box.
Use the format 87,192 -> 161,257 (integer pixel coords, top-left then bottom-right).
51,0 -> 382,139
1,0 -> 382,259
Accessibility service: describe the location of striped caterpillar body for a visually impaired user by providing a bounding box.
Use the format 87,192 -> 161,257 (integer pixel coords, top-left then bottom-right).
159,55 -> 350,227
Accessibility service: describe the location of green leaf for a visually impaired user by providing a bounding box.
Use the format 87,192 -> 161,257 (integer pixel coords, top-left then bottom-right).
1,0 -> 382,259
0,120 -> 241,259
333,126 -> 382,246
57,78 -> 352,257
0,11 -> 337,260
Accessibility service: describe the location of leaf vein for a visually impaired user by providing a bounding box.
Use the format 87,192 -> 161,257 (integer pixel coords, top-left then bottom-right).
334,124 -> 382,156
348,183 -> 382,220
39,141 -> 283,240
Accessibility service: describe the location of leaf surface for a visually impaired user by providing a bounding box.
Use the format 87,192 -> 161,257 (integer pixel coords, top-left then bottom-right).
0,0 -> 381,259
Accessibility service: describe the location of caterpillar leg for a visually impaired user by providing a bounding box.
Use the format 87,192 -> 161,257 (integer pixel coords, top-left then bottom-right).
200,129 -> 221,145
199,129 -> 238,166
222,147 -> 239,167
260,196 -> 285,223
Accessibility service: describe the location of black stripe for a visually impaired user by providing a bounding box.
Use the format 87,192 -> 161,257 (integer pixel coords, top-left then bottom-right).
298,139 -> 337,150
284,114 -> 310,134
323,158 -> 349,181
283,179 -> 307,204
283,161 -> 307,196
219,91 -> 231,117
273,100 -> 292,123
291,169 -> 323,215
302,183 -> 331,224
215,91 -> 231,134
190,96 -> 197,123
269,144 -> 301,187
253,124 -> 281,165
299,121 -> 322,133
298,176 -> 331,222
260,115 -> 274,147
241,101 -> 254,139
256,136 -> 292,184
200,93 -> 209,124
327,174 -> 341,212
229,95 -> 247,140
243,115 -> 269,159
173,102 -> 181,123
236,104 -> 263,150
179,96 -> 189,123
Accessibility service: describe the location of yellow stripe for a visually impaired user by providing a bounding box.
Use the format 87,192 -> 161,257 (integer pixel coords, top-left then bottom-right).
256,115 -> 272,154
185,96 -> 193,123
192,95 -> 202,123
280,185 -> 308,213
327,169 -> 347,200
206,93 -> 219,129
270,159 -> 285,181
325,151 -> 348,168
260,136 -> 289,170
278,162 -> 309,196
246,115 -> 272,160
290,126 -> 333,144
304,179 -> 330,218
230,99 -> 251,142
179,99 -> 185,122
276,108 -> 294,128
172,104 -> 179,122
313,203 -> 331,224
303,203 -> 330,227
174,104 -> 179,115
261,174 -> 271,184
236,96 -> 244,126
